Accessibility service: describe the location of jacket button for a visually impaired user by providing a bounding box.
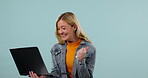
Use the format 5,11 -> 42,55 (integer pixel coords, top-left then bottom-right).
74,65 -> 76,67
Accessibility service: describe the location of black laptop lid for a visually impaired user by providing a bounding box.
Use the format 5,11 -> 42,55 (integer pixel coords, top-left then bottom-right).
9,47 -> 49,76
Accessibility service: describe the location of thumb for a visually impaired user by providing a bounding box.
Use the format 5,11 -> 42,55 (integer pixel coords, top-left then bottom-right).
85,46 -> 89,50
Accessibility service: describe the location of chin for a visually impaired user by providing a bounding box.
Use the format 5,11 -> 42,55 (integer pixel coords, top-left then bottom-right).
61,38 -> 68,41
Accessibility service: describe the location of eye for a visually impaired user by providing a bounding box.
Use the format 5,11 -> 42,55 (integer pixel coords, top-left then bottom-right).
57,28 -> 60,30
62,27 -> 66,30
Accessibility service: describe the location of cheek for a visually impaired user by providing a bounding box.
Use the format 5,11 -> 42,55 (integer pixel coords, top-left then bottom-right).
67,30 -> 72,34
68,32 -> 75,38
57,30 -> 60,34
64,29 -> 70,34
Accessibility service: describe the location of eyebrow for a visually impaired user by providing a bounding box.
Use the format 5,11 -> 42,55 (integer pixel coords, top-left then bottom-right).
58,26 -> 66,28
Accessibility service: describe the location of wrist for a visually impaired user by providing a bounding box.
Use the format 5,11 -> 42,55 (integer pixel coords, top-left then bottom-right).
78,59 -> 85,65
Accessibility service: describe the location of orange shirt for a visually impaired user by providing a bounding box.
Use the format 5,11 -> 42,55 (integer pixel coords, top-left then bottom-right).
66,39 -> 81,78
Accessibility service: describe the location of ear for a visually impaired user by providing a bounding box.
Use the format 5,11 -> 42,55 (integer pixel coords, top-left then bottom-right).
73,24 -> 78,30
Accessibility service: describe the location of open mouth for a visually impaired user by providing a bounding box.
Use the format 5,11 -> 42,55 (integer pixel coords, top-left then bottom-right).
60,34 -> 67,38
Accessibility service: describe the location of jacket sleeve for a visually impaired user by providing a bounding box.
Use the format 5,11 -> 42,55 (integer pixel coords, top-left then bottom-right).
76,47 -> 96,78
45,47 -> 61,78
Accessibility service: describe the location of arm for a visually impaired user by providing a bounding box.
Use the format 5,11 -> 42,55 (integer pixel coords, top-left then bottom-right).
45,48 -> 61,78
76,47 -> 96,78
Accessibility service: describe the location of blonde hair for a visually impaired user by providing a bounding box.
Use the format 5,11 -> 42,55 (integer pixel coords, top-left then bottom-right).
55,12 -> 91,44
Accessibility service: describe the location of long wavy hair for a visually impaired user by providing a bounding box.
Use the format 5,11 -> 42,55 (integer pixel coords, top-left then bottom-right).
55,12 -> 91,44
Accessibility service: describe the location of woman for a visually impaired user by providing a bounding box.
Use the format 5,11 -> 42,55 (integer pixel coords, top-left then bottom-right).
29,12 -> 96,78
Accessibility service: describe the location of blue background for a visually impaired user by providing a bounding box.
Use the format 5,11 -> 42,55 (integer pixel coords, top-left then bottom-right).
0,0 -> 148,78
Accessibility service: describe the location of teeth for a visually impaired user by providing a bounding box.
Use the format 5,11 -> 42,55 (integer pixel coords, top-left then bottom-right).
61,34 -> 67,37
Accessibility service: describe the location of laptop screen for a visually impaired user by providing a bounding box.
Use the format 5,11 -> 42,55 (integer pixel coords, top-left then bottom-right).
9,47 -> 49,76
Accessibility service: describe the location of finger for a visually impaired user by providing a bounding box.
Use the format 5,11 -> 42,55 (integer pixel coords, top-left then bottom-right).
77,48 -> 83,55
82,48 -> 87,55
40,75 -> 45,78
32,72 -> 38,78
29,71 -> 34,77
31,71 -> 36,78
85,46 -> 89,50
82,48 -> 85,52
29,71 -> 33,77
82,47 -> 89,54
29,71 -> 31,77
79,48 -> 84,52
76,48 -> 86,57
34,73 -> 39,78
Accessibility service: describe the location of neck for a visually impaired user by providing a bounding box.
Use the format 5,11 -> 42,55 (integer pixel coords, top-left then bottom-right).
67,36 -> 79,43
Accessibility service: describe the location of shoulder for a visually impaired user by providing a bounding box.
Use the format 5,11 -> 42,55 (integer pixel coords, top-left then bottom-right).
80,40 -> 96,57
81,40 -> 96,52
50,43 -> 63,54
51,43 -> 61,49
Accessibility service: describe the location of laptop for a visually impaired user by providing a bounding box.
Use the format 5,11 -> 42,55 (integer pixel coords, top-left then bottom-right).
9,47 -> 51,76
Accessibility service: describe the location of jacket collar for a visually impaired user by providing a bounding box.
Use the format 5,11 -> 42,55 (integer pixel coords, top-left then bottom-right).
62,39 -> 87,45
80,39 -> 87,45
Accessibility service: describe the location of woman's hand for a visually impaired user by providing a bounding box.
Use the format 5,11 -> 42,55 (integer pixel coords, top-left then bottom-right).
76,47 -> 89,61
29,71 -> 45,78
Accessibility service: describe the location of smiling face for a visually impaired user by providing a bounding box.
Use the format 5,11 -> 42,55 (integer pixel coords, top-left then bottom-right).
57,20 -> 78,42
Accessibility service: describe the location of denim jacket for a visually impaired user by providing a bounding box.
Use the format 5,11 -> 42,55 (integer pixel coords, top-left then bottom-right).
46,40 -> 96,78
